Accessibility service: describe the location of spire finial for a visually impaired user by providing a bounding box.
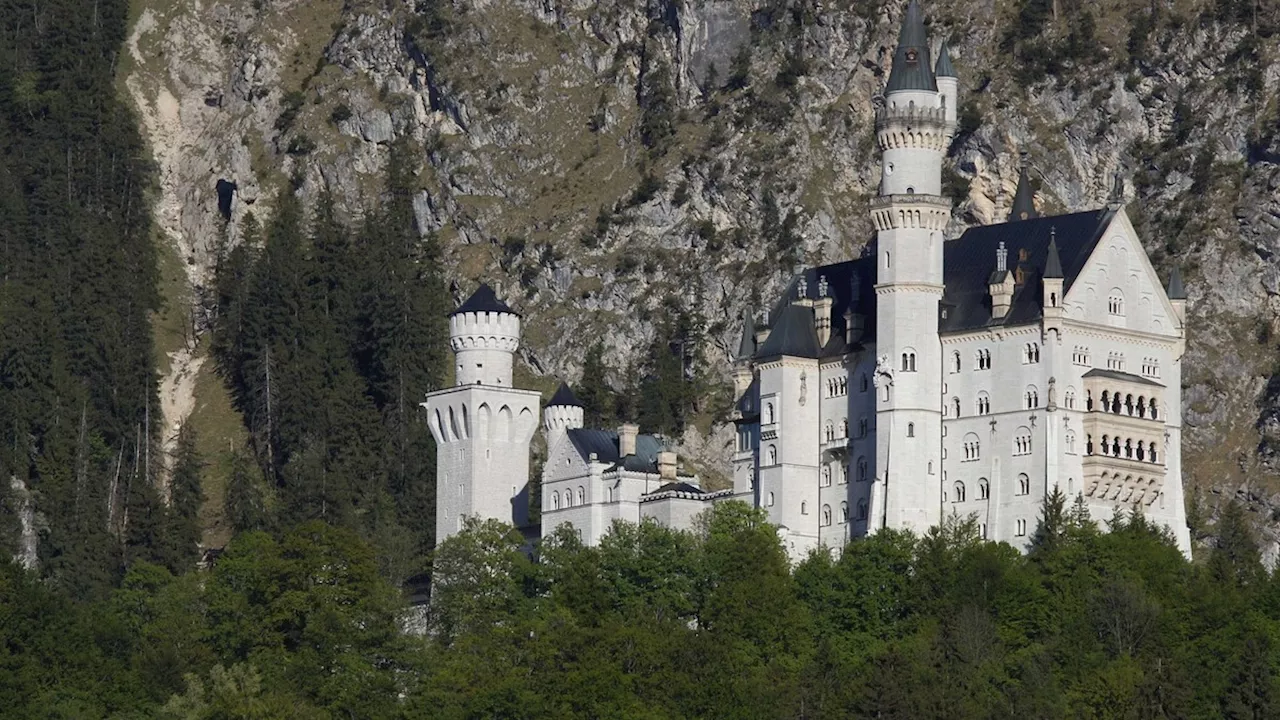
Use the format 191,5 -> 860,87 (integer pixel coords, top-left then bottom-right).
818,275 -> 829,298
1044,228 -> 1064,279
1009,154 -> 1038,222
996,241 -> 1008,273
885,0 -> 937,94
1108,169 -> 1126,208
797,277 -> 808,299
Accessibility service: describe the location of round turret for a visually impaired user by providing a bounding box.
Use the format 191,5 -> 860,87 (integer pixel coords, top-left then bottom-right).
450,284 -> 521,387
544,382 -> 585,451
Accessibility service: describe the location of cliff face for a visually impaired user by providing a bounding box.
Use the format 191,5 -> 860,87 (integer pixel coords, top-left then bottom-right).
122,0 -> 1280,555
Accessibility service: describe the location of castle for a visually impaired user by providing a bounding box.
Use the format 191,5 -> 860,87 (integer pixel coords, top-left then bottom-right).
423,0 -> 1192,560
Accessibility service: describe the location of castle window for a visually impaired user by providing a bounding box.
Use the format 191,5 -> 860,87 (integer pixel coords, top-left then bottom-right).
1064,388 -> 1076,409
765,402 -> 775,424
885,251 -> 891,269
840,463 -> 849,483
841,419 -> 849,438
856,456 -> 867,482
767,492 -> 775,507
1072,346 -> 1091,366
979,523 -> 988,539
1024,343 -> 1040,364
1018,474 -> 1031,496
1108,292 -> 1125,316
822,505 -> 832,527
552,491 -> 560,510
951,397 -> 961,417
858,417 -> 868,438
976,348 -> 992,370
856,498 -> 868,520
824,421 -> 835,442
954,481 -> 966,503
577,486 -> 585,505
822,466 -> 832,487
901,351 -> 917,372
978,478 -> 989,500
1016,518 -> 1027,536
1066,431 -> 1076,454
951,351 -> 961,373
1014,428 -> 1032,456
860,374 -> 869,393
767,445 -> 777,465
841,501 -> 849,522
962,433 -> 981,461
907,422 -> 915,437
976,392 -> 990,415
1025,386 -> 1039,409
801,501 -> 808,515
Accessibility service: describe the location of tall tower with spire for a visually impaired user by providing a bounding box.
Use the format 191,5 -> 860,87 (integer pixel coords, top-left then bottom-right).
869,0 -> 956,534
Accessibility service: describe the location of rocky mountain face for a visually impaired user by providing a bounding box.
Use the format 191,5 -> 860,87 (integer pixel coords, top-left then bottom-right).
122,0 -> 1280,557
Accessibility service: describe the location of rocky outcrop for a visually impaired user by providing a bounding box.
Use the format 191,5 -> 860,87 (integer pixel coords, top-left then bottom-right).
122,0 -> 1280,545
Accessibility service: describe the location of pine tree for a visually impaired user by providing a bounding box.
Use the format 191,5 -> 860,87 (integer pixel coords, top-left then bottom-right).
577,342 -> 616,428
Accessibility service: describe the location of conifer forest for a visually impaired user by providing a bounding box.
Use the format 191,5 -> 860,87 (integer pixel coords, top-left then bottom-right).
4,0 -> 1280,717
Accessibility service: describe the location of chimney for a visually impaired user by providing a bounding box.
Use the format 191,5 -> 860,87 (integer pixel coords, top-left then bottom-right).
618,423 -> 639,457
814,275 -> 833,347
658,450 -> 677,480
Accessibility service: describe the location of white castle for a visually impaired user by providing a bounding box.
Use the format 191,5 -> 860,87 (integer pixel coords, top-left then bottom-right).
424,0 -> 1192,560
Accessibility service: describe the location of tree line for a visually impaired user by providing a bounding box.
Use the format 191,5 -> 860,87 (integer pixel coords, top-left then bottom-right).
3,493 -> 1279,718
210,145 -> 449,583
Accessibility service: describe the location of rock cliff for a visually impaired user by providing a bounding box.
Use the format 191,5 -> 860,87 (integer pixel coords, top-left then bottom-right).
121,0 -> 1280,557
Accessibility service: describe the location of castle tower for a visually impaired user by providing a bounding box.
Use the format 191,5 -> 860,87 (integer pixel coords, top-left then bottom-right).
544,382 -> 585,453
869,0 -> 955,534
423,284 -> 542,545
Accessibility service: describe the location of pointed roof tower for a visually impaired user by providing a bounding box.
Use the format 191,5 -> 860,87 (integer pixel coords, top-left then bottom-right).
1044,230 -> 1064,279
548,382 -> 584,408
1010,154 -> 1038,221
885,0 -> 937,93
735,309 -> 756,360
1166,266 -> 1187,300
935,40 -> 956,78
452,283 -> 518,316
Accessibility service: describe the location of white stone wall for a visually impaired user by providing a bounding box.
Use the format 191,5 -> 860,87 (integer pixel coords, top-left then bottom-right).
641,495 -> 712,531
758,357 -> 823,557
424,384 -> 542,545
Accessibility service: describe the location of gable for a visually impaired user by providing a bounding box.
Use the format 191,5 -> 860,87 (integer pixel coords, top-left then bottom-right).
1063,209 -> 1178,337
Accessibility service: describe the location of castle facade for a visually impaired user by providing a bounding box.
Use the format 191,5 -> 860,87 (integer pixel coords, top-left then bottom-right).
424,0 -> 1192,560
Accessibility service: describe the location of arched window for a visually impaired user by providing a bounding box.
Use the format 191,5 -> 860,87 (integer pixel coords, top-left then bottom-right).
1025,386 -> 1039,409
951,351 -> 962,373
801,501 -> 808,515
552,491 -> 560,510
840,501 -> 849,522
607,486 -> 614,502
767,445 -> 777,465
1018,473 -> 1030,495
856,456 -> 868,482
841,418 -> 849,438
1108,291 -> 1125,315
1064,388 -> 1076,409
856,498 -> 868,520
907,422 -> 915,438
976,392 -> 990,415
963,433 -> 981,461
901,350 -> 917,372
858,417 -> 868,437
822,505 -> 832,527
1066,431 -> 1076,454
822,466 -> 832,487
979,523 -> 988,539
954,481 -> 966,503
1013,427 -> 1032,456
1025,343 -> 1040,364
860,374 -> 869,392
824,421 -> 834,442
765,402 -> 775,424
976,348 -> 991,370
577,486 -> 585,505
767,492 -> 775,507
951,397 -> 961,417
978,478 -> 989,500
1016,518 -> 1027,536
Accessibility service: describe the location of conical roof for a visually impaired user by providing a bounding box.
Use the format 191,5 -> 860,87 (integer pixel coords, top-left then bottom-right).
1167,266 -> 1186,300
735,309 -> 756,360
1043,233 -> 1063,279
935,40 -> 956,78
1010,162 -> 1038,221
885,0 -> 937,93
548,382 -> 583,408
452,283 -> 517,317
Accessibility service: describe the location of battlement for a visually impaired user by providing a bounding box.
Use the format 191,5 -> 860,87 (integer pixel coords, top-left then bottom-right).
450,310 -> 521,386
869,194 -> 952,231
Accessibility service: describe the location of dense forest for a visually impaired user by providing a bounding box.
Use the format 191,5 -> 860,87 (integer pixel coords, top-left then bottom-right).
3,496 -> 1279,718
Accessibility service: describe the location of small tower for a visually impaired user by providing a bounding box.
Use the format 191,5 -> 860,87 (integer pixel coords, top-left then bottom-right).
732,309 -> 757,398
935,41 -> 958,127
1043,230 -> 1064,313
544,382 -> 585,453
1167,266 -> 1187,328
989,241 -> 1015,320
423,284 -> 542,545
870,0 -> 953,535
1010,154 -> 1039,221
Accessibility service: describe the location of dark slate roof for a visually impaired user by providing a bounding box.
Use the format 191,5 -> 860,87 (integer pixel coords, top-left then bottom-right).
1167,266 -> 1186,300
759,256 -> 878,357
1010,165 -> 1038,221
1082,368 -> 1165,388
756,303 -> 821,359
548,382 -> 583,408
885,0 -> 937,93
935,40 -> 956,77
1043,235 -> 1064,279
452,283 -> 517,317
565,428 -> 664,473
648,482 -> 703,495
940,209 -> 1115,332
736,309 -> 757,360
